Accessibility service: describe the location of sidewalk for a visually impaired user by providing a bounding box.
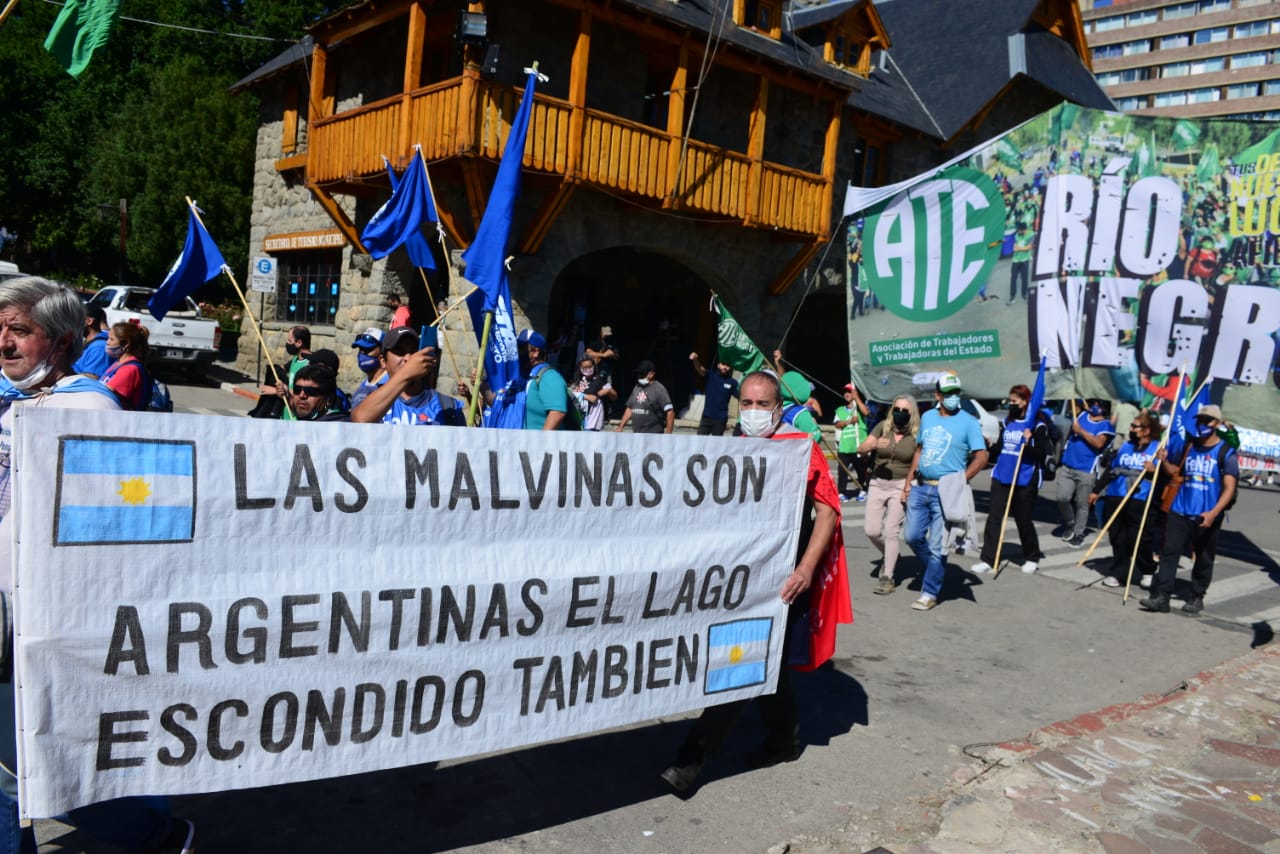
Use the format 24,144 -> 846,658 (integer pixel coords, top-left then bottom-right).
887,642 -> 1280,853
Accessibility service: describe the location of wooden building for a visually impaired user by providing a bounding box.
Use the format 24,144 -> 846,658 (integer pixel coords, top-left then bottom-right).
231,0 -> 1107,405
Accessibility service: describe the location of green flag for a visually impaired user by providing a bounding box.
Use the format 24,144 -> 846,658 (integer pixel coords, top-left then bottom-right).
1234,128 -> 1280,170
1196,143 -> 1220,182
714,298 -> 766,374
996,137 -> 1022,170
1049,103 -> 1079,146
1171,119 -> 1200,152
43,0 -> 122,78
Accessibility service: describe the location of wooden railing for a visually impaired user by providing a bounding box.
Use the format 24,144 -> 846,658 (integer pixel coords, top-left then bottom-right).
306,76 -> 830,237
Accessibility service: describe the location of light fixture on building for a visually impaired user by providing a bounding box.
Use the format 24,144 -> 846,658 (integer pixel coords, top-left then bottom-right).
456,11 -> 488,47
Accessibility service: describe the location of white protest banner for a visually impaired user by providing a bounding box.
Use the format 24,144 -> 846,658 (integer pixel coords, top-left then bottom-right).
11,408 -> 809,819
1237,426 -> 1280,472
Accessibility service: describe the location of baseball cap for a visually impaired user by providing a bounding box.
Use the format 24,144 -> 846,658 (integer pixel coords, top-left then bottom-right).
843,383 -> 854,392
634,359 -> 656,376
307,349 -> 340,374
600,325 -> 613,337
1196,404 -> 1223,421
517,329 -> 547,350
383,326 -> 420,352
352,327 -> 383,350
935,371 -> 962,393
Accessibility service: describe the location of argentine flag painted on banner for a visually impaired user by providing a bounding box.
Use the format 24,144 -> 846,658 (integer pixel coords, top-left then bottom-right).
54,439 -> 195,545
705,617 -> 772,694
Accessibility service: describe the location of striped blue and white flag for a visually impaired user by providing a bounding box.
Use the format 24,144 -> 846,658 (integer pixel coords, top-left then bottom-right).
705,617 -> 772,694
54,438 -> 196,545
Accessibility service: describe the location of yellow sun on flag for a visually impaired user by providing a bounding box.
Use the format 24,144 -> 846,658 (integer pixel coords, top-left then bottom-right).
117,478 -> 152,506
728,644 -> 744,664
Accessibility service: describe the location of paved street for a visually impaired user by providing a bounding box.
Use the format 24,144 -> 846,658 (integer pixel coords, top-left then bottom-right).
37,375 -> 1280,853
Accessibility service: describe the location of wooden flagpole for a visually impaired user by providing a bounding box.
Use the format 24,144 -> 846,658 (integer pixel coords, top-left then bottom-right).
1077,470 -> 1146,566
0,0 -> 21,27
466,311 -> 494,428
185,197 -> 293,418
415,149 -> 468,389
990,442 -> 1026,578
1122,369 -> 1186,604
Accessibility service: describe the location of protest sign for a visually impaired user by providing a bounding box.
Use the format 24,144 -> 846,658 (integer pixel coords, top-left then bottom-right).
846,104 -> 1280,433
10,408 -> 808,819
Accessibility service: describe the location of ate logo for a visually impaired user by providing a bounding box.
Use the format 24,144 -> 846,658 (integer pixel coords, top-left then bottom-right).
859,166 -> 1004,322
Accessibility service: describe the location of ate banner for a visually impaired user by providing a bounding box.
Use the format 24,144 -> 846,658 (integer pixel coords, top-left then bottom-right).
845,104 -> 1280,436
9,408 -> 808,818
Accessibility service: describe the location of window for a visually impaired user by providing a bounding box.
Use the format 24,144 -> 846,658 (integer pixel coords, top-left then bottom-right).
1163,62 -> 1191,77
1266,80 -> 1280,96
1194,27 -> 1228,44
1126,10 -> 1157,26
1122,39 -> 1151,55
1228,82 -> 1262,99
1163,2 -> 1198,19
1095,15 -> 1125,31
1155,91 -> 1188,107
1161,33 -> 1190,48
1115,96 -> 1147,110
1190,57 -> 1226,74
1235,21 -> 1270,39
1187,87 -> 1220,103
1094,44 -> 1123,59
739,0 -> 781,37
275,252 -> 342,324
1232,51 -> 1269,69
1199,0 -> 1230,11
1098,71 -> 1122,86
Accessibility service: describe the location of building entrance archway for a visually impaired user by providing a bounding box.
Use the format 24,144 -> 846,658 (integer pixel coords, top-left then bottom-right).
548,247 -> 725,416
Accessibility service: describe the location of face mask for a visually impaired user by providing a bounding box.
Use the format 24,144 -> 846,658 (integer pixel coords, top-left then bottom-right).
285,342 -> 300,356
1008,404 -> 1023,419
3,358 -> 54,391
581,366 -> 594,378
1194,420 -> 1215,439
105,345 -> 124,359
1129,431 -> 1139,443
357,353 -> 379,373
637,377 -> 650,386
942,394 -> 961,412
739,407 -> 779,438
892,409 -> 911,428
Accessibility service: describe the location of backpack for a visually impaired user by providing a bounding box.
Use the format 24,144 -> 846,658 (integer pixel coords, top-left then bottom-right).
147,378 -> 173,413
435,391 -> 467,427
531,364 -> 580,430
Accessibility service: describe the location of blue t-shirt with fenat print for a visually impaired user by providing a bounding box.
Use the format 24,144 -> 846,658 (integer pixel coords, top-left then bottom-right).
1172,441 -> 1238,517
1061,413 -> 1115,472
916,408 -> 985,480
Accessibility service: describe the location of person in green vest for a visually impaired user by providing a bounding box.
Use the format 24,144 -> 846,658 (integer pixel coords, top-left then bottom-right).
834,382 -> 870,502
1008,222 -> 1033,304
778,371 -> 822,444
255,325 -> 311,420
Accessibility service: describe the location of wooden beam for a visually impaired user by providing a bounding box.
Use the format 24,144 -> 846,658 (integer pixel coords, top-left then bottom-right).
664,40 -> 689,205
744,77 -> 769,225
282,86 -> 300,155
398,1 -> 428,158
819,99 -> 841,235
565,12 -> 592,179
518,179 -> 578,255
460,159 -> 489,229
309,0 -> 413,47
308,42 -> 334,121
304,181 -> 367,254
275,153 -> 308,173
767,238 -> 825,296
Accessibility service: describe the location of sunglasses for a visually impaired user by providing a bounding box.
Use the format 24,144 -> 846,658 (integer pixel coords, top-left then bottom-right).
293,385 -> 326,398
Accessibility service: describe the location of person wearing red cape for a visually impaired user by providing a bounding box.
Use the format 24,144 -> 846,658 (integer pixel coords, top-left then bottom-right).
661,371 -> 852,794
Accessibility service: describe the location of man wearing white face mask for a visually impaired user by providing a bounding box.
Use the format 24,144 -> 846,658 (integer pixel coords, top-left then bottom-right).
617,359 -> 674,434
902,371 -> 988,612
660,371 -> 848,794
0,278 -> 196,853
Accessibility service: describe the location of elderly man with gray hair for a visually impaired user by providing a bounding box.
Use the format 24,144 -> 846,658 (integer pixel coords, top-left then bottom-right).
0,277 -> 195,852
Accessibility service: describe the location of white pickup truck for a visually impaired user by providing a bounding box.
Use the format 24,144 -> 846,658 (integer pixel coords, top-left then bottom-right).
87,286 -> 222,376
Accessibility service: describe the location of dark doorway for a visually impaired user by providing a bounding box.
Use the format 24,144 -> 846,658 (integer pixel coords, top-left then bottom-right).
548,248 -> 722,417
779,289 -> 852,416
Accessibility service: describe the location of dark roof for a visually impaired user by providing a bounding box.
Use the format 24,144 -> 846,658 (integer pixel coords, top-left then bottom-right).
849,0 -> 1112,141
612,0 -> 860,90
230,36 -> 312,93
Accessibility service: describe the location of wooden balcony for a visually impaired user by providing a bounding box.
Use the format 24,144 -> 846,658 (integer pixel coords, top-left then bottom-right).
304,76 -> 831,241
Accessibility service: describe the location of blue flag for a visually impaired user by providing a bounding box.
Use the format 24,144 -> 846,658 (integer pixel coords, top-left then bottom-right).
462,69 -> 540,313
466,280 -> 523,428
149,209 -> 226,321
376,152 -> 437,270
1167,373 -> 1207,459
1026,356 -> 1046,434
362,147 -> 439,262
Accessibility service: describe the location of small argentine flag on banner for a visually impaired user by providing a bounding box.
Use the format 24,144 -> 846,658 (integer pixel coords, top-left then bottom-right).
705,617 -> 772,694
53,438 -> 196,546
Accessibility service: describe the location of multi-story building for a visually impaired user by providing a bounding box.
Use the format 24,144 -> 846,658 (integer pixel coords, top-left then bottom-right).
1081,0 -> 1280,119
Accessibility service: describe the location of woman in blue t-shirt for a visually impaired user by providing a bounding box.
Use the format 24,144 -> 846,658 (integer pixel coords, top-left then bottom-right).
1088,412 -> 1162,588
971,383 -> 1049,575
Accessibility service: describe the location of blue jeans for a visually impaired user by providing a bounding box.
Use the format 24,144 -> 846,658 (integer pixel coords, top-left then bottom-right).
905,483 -> 948,598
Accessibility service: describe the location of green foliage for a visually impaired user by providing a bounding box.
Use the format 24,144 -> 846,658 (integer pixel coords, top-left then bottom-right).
0,0 -> 339,283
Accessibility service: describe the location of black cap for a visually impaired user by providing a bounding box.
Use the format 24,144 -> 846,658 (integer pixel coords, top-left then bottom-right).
634,359 -> 655,376
307,349 -> 340,374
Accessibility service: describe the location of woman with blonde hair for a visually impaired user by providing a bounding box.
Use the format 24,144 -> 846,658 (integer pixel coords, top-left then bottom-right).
858,394 -> 919,594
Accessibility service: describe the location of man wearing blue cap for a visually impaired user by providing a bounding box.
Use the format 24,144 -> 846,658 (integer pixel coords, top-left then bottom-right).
350,326 -> 464,426
349,326 -> 386,409
519,328 -> 569,430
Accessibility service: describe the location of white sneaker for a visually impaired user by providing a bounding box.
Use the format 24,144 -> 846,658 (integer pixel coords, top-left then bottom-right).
1021,561 -> 1038,574
911,595 -> 937,611
1139,575 -> 1152,589
970,560 -> 992,574
1102,576 -> 1120,587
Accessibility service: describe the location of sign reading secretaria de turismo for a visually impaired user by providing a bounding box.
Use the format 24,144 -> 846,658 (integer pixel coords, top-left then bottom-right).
12,408 -> 808,818
846,104 -> 1280,434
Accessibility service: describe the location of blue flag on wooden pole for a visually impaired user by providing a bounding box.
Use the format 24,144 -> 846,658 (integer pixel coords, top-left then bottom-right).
362,146 -> 438,262
149,207 -> 227,321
